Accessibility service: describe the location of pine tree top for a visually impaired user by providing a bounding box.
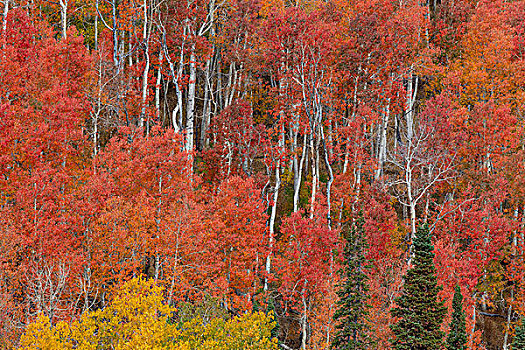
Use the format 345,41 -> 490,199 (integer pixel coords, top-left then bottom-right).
331,213 -> 372,350
390,224 -> 446,350
513,317 -> 525,350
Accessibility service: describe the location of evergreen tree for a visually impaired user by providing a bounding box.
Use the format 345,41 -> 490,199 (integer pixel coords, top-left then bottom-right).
390,224 -> 446,350
513,317 -> 525,349
446,285 -> 467,350
331,214 -> 372,350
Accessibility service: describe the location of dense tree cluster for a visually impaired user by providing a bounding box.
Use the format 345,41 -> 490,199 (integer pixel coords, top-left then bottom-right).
1,0 -> 525,348
20,278 -> 278,349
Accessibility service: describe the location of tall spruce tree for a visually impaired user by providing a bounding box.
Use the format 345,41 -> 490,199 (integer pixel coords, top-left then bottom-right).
331,214 -> 371,350
513,318 -> 525,349
390,224 -> 446,350
446,285 -> 467,350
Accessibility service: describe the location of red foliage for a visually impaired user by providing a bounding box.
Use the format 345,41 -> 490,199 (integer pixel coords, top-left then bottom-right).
0,9 -> 91,339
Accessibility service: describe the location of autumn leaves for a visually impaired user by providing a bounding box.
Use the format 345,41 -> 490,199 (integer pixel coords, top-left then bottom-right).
1,0 -> 525,348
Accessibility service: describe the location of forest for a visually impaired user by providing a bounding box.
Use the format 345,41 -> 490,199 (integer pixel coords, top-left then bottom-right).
0,0 -> 524,348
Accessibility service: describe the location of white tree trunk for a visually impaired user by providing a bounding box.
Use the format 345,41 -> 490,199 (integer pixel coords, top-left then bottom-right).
59,0 -> 68,39
321,126 -> 334,227
94,13 -> 98,50
293,134 -> 307,212
155,50 -> 163,119
503,288 -> 513,350
200,53 -> 213,147
407,160 -> 416,241
160,20 -> 185,132
376,100 -> 390,180
301,288 -> 308,350
406,72 -> 418,144
185,44 -> 196,153
309,134 -> 318,219
140,6 -> 150,130
2,0 -> 9,35
264,159 -> 280,291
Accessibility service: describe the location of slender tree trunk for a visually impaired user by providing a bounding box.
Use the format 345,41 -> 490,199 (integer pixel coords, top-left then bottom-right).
301,288 -> 308,350
1,0 -> 8,35
154,175 -> 162,281
405,153 -> 416,242
376,99 -> 390,180
225,62 -> 234,108
155,50 -> 163,120
95,0 -> 119,70
173,50 -> 184,132
94,13 -> 98,50
128,32 -> 133,67
160,21 -> 185,132
321,126 -> 333,227
111,0 -> 119,69
217,51 -> 223,110
410,202 -> 416,241
80,264 -> 94,314
504,211 -> 519,349
343,138 -> 351,175
470,299 -> 477,347
185,44 -> 196,156
293,134 -> 307,212
406,71 -> 417,144
59,0 -> 67,39
407,159 -> 417,265
310,133 -> 317,219
265,123 -> 285,290
171,36 -> 185,132
140,0 -> 150,130
200,52 -> 213,147
92,110 -> 98,156
228,63 -> 239,107
503,288 -> 513,350
92,53 -> 104,157
265,158 -> 280,291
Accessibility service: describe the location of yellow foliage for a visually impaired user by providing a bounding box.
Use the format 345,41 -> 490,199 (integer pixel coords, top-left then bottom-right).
20,277 -> 277,350
20,277 -> 179,349
177,312 -> 278,350
20,315 -> 71,350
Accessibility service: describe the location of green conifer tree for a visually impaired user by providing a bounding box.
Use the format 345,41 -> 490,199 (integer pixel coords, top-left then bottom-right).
446,285 -> 467,350
390,224 -> 446,350
512,317 -> 525,349
331,214 -> 372,350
